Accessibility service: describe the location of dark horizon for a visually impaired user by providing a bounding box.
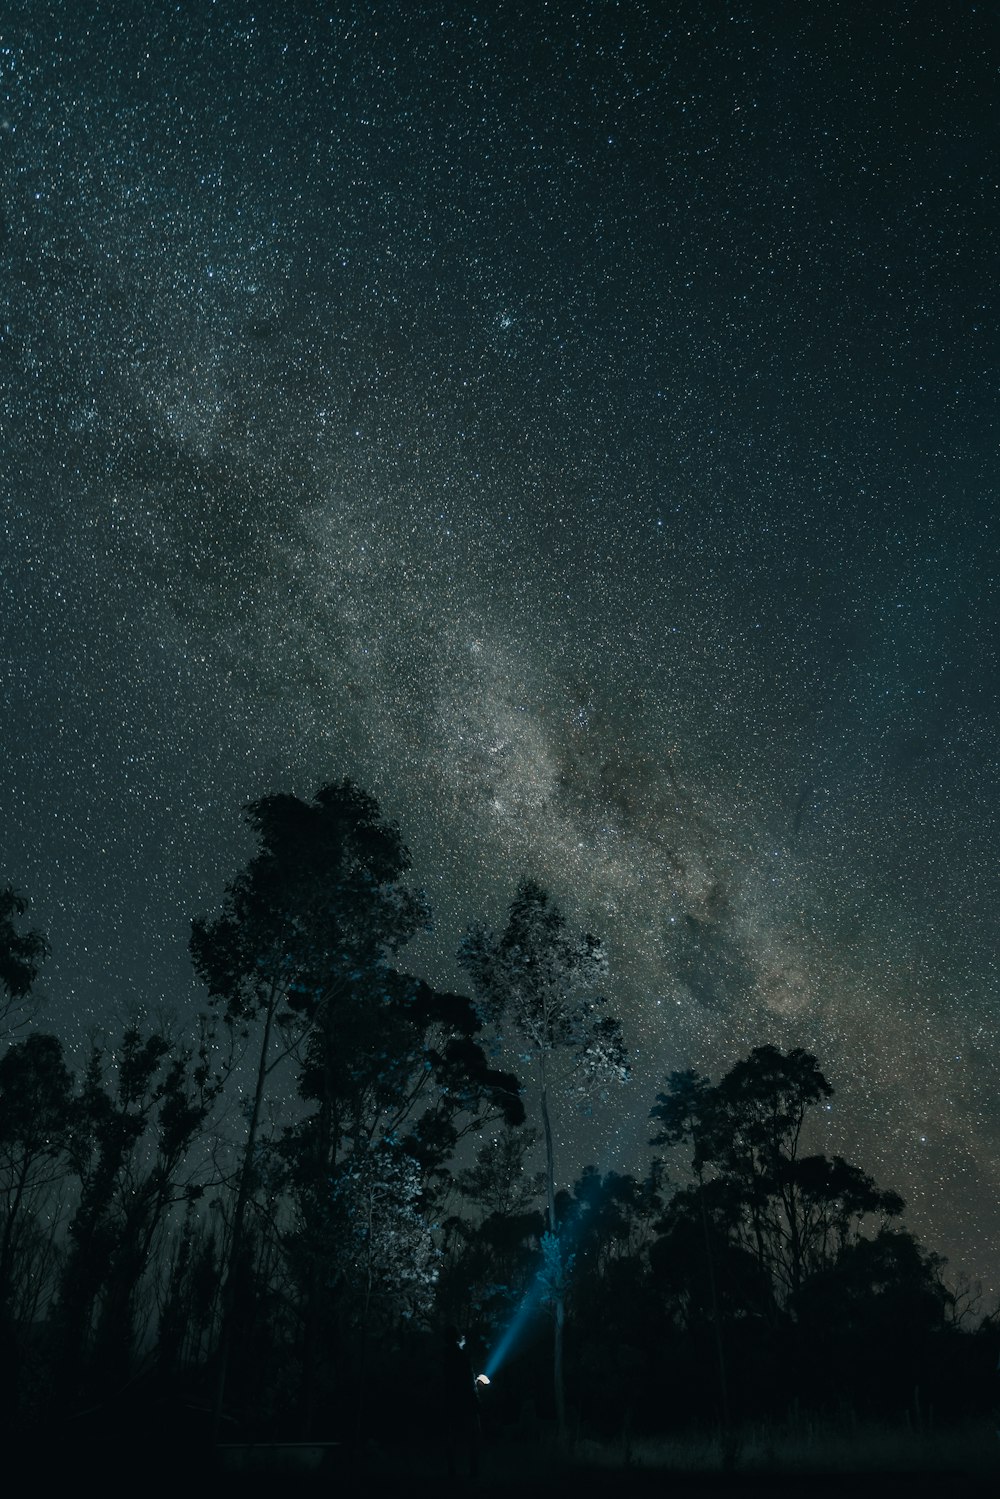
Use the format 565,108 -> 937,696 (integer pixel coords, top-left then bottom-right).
0,780 -> 998,1481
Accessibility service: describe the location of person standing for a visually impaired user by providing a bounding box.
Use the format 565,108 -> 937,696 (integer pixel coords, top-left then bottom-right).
441,1326 -> 481,1480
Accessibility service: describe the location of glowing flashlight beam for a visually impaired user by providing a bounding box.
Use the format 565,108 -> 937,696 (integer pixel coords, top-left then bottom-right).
483,1160 -> 621,1382
483,1279 -> 545,1381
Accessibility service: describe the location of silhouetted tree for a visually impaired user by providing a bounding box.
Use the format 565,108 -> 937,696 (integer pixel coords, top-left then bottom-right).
0,1033 -> 73,1318
0,885 -> 49,1032
191,781 -> 421,1428
651,1048 -> 917,1426
564,1166 -> 661,1279
459,878 -> 628,1439
156,1196 -> 222,1377
650,1176 -> 772,1327
794,1226 -> 952,1415
281,968 -> 522,1434
193,780 -> 521,1434
56,1024 -> 216,1400
559,1167 -> 663,1434
456,1125 -> 544,1222
439,1126 -> 546,1341
653,1047 -> 903,1304
652,1065 -> 749,1430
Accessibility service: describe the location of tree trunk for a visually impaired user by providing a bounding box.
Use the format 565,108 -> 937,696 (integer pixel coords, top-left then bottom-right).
211,980 -> 278,1442
696,1172 -> 731,1440
538,1054 -> 566,1443
298,1014 -> 338,1435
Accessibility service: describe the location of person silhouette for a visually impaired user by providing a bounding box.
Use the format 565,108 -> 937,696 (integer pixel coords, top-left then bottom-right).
441,1325 -> 481,1479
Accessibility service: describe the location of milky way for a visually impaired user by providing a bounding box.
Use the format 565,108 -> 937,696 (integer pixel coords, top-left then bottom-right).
2,3 -> 997,1285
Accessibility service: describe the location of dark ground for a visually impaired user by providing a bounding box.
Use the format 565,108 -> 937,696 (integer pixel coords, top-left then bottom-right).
39,1407 -> 1000,1495
36,1444 -> 1000,1497
210,1461 -> 998,1499
210,1435 -> 1000,1498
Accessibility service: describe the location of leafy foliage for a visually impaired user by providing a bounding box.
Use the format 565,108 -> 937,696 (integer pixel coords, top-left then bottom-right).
191,780 -> 430,1029
331,1140 -> 440,1328
652,1047 -> 908,1303
456,1125 -> 545,1221
459,878 -> 629,1440
56,1025 -> 218,1393
0,853 -> 985,1447
0,1032 -> 72,1316
459,878 -> 628,1094
0,886 -> 49,1029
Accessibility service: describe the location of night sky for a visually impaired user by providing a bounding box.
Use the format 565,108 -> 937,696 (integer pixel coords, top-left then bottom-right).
3,3 -> 997,1287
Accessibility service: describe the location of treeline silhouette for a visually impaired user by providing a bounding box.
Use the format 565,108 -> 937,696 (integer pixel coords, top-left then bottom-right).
0,780 -> 996,1470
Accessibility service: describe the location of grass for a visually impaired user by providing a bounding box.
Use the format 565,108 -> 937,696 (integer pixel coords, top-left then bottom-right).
205,1413 -> 1000,1494
575,1415 -> 1000,1479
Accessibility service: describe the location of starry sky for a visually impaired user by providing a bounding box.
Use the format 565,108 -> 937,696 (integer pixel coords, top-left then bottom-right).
2,2 -> 997,1285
